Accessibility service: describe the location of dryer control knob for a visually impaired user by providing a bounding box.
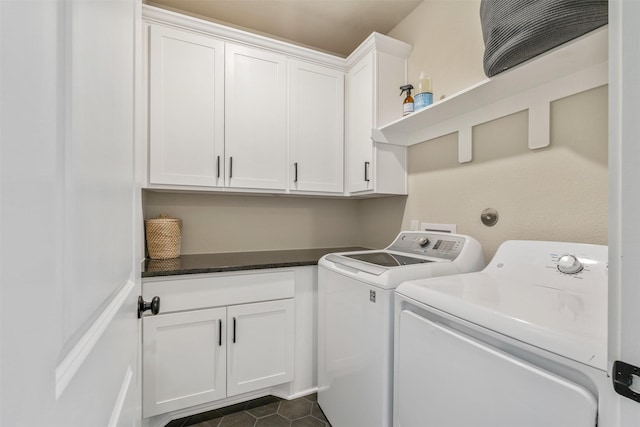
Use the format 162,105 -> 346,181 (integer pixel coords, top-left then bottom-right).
557,255 -> 584,274
417,237 -> 430,247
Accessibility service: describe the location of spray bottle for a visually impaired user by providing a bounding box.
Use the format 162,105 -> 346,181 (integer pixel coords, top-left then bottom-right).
400,84 -> 414,116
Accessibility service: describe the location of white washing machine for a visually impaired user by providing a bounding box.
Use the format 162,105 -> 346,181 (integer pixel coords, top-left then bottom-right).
317,231 -> 485,427
394,240 -> 614,427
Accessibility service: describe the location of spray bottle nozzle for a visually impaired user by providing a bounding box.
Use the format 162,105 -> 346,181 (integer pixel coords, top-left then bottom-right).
400,84 -> 414,96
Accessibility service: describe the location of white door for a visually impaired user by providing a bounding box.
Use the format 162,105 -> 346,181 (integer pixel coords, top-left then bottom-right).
148,25 -> 225,187
227,299 -> 295,396
289,60 -> 344,193
345,53 -> 374,193
0,0 -> 140,425
142,307 -> 227,417
609,0 -> 640,424
225,44 -> 287,191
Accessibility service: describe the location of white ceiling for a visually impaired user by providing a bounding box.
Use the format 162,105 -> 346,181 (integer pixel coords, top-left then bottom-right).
145,0 -> 423,57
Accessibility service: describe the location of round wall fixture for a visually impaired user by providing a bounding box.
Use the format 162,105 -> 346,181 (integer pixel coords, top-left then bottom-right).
481,208 -> 499,226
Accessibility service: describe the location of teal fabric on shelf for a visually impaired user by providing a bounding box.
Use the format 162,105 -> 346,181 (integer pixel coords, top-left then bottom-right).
480,0 -> 608,77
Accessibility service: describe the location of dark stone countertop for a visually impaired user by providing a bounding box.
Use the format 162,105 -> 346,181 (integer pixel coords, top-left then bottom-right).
142,247 -> 369,278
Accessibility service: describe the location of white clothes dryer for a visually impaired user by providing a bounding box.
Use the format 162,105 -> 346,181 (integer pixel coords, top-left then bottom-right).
394,240 -> 614,427
318,231 -> 485,427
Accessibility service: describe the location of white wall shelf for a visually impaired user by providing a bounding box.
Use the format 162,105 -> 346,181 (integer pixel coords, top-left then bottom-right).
372,26 -> 608,163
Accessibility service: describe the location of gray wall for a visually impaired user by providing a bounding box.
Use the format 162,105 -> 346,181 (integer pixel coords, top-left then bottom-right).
144,192 -> 362,254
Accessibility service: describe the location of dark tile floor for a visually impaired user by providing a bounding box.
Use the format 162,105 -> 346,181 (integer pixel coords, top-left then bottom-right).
165,393 -> 332,427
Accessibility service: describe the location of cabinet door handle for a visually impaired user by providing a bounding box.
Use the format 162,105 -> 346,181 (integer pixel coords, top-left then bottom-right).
364,161 -> 370,182
218,319 -> 222,346
216,156 -> 220,179
229,157 -> 233,179
233,317 -> 237,343
294,162 -> 298,183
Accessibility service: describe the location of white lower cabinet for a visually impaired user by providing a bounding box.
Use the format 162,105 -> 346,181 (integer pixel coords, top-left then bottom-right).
227,300 -> 295,396
142,271 -> 295,418
143,307 -> 227,417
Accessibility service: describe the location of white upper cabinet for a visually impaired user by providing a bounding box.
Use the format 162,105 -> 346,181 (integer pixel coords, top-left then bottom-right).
225,44 -> 288,191
148,25 -> 225,187
289,60 -> 344,194
345,34 -> 412,196
345,53 -> 375,193
142,6 -> 412,197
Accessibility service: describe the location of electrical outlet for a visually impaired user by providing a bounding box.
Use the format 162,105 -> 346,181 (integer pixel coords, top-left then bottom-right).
410,220 -> 419,231
421,222 -> 457,234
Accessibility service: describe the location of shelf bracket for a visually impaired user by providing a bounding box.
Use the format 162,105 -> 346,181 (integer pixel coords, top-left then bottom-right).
458,127 -> 473,163
528,101 -> 551,150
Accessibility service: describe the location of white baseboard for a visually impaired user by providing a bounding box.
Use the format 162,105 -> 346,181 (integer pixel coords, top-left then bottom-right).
271,386 -> 318,400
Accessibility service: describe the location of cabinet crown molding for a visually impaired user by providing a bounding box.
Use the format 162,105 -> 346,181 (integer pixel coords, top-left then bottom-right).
142,4 -> 412,70
142,4 -> 346,69
345,32 -> 413,68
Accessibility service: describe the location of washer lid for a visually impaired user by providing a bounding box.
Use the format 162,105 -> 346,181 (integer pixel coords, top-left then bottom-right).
343,252 -> 434,267
396,240 -> 608,371
324,252 -> 436,276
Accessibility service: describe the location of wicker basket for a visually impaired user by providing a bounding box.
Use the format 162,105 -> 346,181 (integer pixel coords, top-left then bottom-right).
145,215 -> 182,259
146,257 -> 182,272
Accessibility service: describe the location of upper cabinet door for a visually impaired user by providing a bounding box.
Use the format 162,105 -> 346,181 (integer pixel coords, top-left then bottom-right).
289,60 -> 345,194
345,53 -> 375,194
225,44 -> 287,191
148,25 -> 225,187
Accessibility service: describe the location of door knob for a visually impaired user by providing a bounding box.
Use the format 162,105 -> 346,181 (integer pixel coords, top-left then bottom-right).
138,296 -> 160,318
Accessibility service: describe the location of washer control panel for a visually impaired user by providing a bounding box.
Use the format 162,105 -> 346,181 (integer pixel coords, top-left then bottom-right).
387,232 -> 467,261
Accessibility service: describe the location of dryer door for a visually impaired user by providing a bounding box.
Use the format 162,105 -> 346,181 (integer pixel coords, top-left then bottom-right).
395,310 -> 598,427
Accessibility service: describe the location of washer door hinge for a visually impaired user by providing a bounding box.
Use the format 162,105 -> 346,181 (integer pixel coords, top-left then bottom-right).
613,360 -> 640,403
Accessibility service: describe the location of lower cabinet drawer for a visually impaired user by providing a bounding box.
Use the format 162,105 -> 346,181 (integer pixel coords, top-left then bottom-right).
142,270 -> 295,313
